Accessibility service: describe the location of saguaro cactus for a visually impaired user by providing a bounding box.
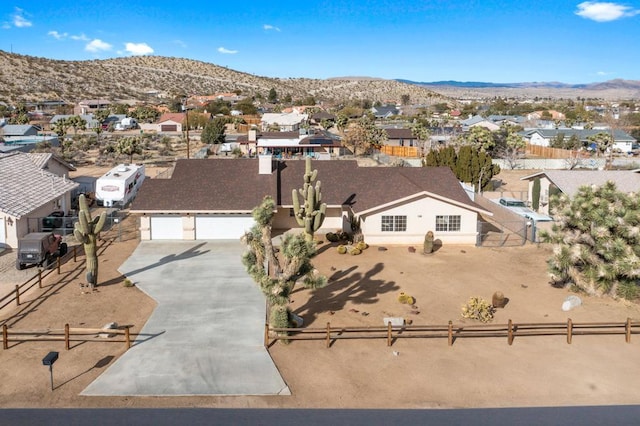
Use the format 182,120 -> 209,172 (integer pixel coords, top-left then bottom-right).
74,194 -> 107,289
292,156 -> 326,242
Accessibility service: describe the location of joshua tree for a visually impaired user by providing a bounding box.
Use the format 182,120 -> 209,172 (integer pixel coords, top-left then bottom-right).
73,194 -> 107,290
292,156 -> 326,242
242,196 -> 326,333
541,181 -> 640,300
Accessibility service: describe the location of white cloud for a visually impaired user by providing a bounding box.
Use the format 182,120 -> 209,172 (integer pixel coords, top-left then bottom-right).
575,2 -> 640,22
48,30 -> 68,40
12,8 -> 32,28
173,39 -> 187,48
85,39 -> 112,52
71,33 -> 89,41
263,24 -> 281,32
218,47 -> 238,54
124,42 -> 154,55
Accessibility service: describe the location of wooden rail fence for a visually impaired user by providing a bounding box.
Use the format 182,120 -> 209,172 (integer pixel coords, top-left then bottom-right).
2,323 -> 132,350
265,318 -> 638,348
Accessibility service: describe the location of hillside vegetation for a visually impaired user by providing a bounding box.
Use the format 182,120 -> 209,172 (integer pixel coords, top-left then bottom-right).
0,51 -> 445,105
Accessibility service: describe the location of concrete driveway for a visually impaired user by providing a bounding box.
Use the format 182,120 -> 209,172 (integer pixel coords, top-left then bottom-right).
81,241 -> 290,396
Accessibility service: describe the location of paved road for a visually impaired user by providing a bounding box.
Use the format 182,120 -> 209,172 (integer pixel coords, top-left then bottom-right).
81,240 -> 289,396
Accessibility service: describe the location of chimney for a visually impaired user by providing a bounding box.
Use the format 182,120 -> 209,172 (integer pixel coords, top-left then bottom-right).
258,154 -> 274,174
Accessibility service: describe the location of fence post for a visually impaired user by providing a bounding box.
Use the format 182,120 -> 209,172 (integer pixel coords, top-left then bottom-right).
325,322 -> 331,348
626,317 -> 631,343
448,321 -> 453,346
73,245 -> 77,262
508,319 -> 514,346
14,285 -> 20,306
387,322 -> 392,347
57,256 -> 61,274
263,323 -> 269,347
38,269 -> 42,289
2,324 -> 7,350
125,326 -> 131,349
567,318 -> 573,344
65,323 -> 70,350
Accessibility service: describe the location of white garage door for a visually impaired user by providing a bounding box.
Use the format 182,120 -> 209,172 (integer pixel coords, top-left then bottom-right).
150,216 -> 183,240
195,215 -> 254,240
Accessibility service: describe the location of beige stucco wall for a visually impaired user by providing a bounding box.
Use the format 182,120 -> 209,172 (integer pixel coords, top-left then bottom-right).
360,196 -> 479,245
139,215 -> 151,240
273,207 -> 346,233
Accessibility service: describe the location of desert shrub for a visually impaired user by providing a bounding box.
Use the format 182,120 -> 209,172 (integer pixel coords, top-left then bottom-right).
349,248 -> 361,255
337,245 -> 347,254
492,291 -> 506,308
355,241 -> 368,251
122,278 -> 134,287
616,282 -> 640,301
326,232 -> 340,243
461,297 -> 496,323
398,292 -> 415,305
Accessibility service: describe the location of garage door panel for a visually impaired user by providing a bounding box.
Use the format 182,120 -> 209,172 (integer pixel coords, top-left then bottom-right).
196,216 -> 254,240
151,217 -> 183,240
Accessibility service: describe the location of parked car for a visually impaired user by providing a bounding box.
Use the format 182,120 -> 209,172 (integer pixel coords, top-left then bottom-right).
16,232 -> 67,270
42,211 -> 75,231
494,197 -> 553,223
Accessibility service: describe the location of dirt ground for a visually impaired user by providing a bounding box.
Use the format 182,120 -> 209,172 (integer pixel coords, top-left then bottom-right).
1,166 -> 640,409
1,227 -> 640,409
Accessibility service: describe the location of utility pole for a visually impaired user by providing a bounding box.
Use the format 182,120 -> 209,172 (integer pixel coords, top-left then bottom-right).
182,97 -> 190,159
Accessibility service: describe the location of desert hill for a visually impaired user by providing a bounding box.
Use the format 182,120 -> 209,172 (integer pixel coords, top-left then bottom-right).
0,51 -> 444,105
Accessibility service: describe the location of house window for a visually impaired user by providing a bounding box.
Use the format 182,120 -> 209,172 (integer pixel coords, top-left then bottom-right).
381,215 -> 407,232
435,215 -> 461,232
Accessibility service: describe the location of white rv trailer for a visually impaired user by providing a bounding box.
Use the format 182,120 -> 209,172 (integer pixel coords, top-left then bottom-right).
95,164 -> 145,207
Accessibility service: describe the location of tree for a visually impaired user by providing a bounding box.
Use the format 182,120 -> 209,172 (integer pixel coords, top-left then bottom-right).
52,118 -> 71,154
292,157 -> 326,242
130,106 -> 160,123
341,116 -> 387,156
541,182 -> 640,300
496,125 -> 526,169
67,115 -> 87,135
268,88 -> 278,103
335,113 -> 349,134
423,145 -> 499,192
401,94 -> 411,106
115,136 -> 143,163
74,194 -> 107,290
412,122 -> 432,153
459,126 -> 495,152
241,196 -> 327,333
201,118 -> 227,146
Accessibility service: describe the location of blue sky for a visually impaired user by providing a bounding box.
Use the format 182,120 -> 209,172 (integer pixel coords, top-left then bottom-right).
2,1 -> 639,83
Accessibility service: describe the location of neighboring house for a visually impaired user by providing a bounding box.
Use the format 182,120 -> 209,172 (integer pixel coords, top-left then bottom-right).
130,157 -> 490,245
520,170 -> 640,215
486,115 -> 526,126
523,128 -> 637,152
384,128 -> 417,147
74,99 -> 111,115
155,113 -> 186,132
237,129 -> 344,158
261,112 -> 308,132
1,124 -> 40,137
50,114 -> 99,130
309,111 -> 336,126
370,105 -> 399,119
0,152 -> 79,249
460,115 -> 500,131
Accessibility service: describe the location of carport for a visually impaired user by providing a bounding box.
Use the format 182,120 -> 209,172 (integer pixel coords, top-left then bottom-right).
82,241 -> 289,396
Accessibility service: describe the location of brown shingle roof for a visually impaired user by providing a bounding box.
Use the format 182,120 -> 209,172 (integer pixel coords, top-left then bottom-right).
385,128 -> 415,139
131,158 -> 483,215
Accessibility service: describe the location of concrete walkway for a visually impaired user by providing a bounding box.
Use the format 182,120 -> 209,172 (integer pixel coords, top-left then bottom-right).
81,241 -> 290,396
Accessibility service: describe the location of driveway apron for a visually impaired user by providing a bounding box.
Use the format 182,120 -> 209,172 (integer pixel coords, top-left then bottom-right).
81,241 -> 290,396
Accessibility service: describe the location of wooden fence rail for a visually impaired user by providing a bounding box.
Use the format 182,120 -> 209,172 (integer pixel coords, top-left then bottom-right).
2,323 -> 132,350
266,318 -> 638,348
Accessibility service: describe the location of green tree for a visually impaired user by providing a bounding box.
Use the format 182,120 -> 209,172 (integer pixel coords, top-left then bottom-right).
115,136 -> 143,163
268,88 -> 278,103
401,94 -> 411,106
235,98 -> 257,115
541,182 -> 640,300
201,118 -> 227,146
67,115 -> 87,135
241,196 -> 327,334
130,106 -> 160,123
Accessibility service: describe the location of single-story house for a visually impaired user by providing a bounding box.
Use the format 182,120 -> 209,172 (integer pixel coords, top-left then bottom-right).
50,114 -> 99,130
0,152 -> 78,248
155,113 -> 186,132
371,105 -> 399,119
237,129 -> 344,158
130,156 -> 491,245
1,124 -> 40,137
460,115 -> 500,132
521,169 -> 640,215
384,128 -> 418,147
523,129 -> 637,152
261,112 -> 308,132
74,99 -> 111,115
